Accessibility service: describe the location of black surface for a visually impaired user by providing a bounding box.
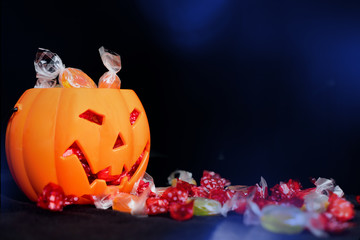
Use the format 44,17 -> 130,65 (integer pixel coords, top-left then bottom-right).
1,194 -> 360,240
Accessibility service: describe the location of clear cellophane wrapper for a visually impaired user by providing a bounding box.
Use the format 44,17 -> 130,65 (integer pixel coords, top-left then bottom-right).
98,46 -> 121,89
34,48 -> 96,88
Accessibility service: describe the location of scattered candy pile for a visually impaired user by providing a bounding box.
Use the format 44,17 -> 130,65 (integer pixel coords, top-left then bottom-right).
37,170 -> 358,237
34,47 -> 121,89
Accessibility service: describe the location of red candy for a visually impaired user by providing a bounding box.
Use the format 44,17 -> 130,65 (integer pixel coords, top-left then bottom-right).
169,201 -> 194,221
130,109 -> 140,125
64,195 -> 80,206
136,180 -> 156,197
233,197 -> 247,214
37,183 -> 65,211
327,193 -> 355,222
202,170 -> 221,179
63,143 -> 97,183
96,167 -> 126,185
175,180 -> 193,194
190,186 -> 209,198
248,184 -> 268,200
37,183 -> 78,211
79,110 -> 104,125
127,151 -> 144,178
63,143 -> 85,161
254,198 -> 278,210
269,179 -> 302,201
294,188 -> 316,200
226,189 -> 235,199
313,212 -> 355,233
200,170 -> 230,191
324,215 -> 355,233
279,196 -> 304,208
356,195 -> 360,205
146,197 -> 169,215
208,189 -> 230,205
88,149 -> 145,185
161,187 -> 188,204
136,180 -> 150,195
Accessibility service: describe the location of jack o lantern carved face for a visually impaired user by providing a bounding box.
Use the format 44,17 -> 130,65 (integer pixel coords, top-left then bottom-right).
5,88 -> 150,203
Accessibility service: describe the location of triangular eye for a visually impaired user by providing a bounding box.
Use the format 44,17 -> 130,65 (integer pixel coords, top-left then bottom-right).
79,110 -> 104,125
130,109 -> 140,125
113,134 -> 125,149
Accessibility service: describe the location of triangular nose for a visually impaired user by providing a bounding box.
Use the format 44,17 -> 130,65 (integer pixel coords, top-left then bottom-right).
113,134 -> 125,149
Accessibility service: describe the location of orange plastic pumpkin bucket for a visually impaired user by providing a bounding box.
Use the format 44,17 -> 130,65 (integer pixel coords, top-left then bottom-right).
5,88 -> 150,203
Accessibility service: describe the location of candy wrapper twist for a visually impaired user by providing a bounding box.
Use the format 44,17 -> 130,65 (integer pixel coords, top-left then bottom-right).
98,46 -> 122,89
34,48 -> 96,88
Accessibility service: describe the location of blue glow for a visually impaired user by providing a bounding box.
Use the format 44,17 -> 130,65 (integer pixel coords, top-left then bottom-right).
132,1 -> 360,193
136,0 -> 231,50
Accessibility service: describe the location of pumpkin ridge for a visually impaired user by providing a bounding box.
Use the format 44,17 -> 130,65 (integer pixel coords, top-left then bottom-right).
5,102 -> 38,199
53,88 -> 63,186
21,89 -> 45,200
5,112 -> 18,186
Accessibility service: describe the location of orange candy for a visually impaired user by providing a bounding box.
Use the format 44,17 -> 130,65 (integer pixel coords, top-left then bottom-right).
60,68 -> 97,88
98,73 -> 121,89
98,46 -> 122,89
112,193 -> 139,213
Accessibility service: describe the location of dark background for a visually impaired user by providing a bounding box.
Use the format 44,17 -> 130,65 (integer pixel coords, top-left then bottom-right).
1,0 -> 360,200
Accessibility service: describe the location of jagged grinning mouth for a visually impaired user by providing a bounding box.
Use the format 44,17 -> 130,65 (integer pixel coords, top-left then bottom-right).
62,142 -> 147,186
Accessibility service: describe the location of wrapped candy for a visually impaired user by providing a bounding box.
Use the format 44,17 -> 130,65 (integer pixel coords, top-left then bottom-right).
327,193 -> 355,222
193,197 -> 222,216
243,197 -> 328,237
98,46 -> 122,89
168,170 -> 196,185
34,49 -> 61,88
131,172 -> 156,196
112,173 -> 155,216
153,187 -> 169,197
113,193 -> 141,213
314,177 -> 344,197
304,192 -> 328,212
37,183 -> 79,211
169,200 -> 194,221
225,191 -> 247,214
303,178 -> 345,213
34,48 -> 96,88
93,186 -> 121,210
113,189 -> 150,216
261,205 -> 307,234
